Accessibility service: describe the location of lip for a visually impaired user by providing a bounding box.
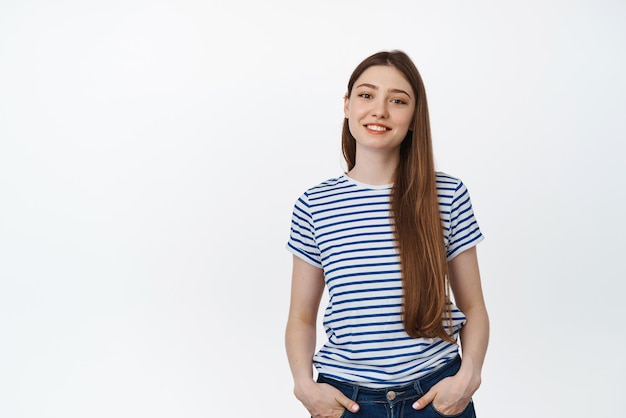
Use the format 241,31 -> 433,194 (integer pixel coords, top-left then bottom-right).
364,123 -> 392,134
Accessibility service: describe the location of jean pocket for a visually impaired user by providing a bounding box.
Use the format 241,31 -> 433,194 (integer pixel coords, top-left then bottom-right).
427,400 -> 475,418
310,408 -> 348,418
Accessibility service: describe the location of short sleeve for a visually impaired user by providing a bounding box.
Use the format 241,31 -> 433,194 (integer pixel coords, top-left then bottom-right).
446,180 -> 484,260
286,193 -> 323,268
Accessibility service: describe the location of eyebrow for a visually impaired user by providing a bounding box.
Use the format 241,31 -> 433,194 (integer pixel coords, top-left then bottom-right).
355,83 -> 412,99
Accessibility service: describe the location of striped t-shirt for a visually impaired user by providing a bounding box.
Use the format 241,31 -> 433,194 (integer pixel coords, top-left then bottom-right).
286,172 -> 484,387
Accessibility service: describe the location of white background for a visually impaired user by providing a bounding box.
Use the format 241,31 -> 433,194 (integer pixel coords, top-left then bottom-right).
1,1 -> 625,417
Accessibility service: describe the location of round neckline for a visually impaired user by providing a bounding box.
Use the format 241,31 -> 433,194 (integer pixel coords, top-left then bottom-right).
342,173 -> 393,190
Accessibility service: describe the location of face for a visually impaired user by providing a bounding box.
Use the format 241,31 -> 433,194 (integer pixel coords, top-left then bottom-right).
344,65 -> 415,155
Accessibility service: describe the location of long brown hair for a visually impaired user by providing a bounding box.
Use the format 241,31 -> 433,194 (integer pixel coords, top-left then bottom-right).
341,50 -> 453,342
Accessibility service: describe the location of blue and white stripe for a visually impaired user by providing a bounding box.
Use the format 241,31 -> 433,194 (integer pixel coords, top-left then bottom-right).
287,173 -> 484,387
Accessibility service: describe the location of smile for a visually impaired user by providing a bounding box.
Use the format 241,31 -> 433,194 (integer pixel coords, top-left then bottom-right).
366,124 -> 390,132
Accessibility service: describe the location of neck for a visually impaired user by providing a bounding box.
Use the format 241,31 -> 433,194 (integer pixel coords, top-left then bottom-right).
347,148 -> 399,185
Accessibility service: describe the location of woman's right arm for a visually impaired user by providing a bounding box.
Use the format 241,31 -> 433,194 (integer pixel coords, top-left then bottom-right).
285,255 -> 360,417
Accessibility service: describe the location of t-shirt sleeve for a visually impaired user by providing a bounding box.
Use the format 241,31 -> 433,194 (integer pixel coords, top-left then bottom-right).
446,180 -> 484,260
286,192 -> 323,268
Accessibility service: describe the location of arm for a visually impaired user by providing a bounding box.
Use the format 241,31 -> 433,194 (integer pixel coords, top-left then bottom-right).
449,246 -> 489,391
413,246 -> 489,413
285,255 -> 325,391
285,255 -> 360,416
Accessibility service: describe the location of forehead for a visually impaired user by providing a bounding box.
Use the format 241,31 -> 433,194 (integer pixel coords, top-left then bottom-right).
353,65 -> 413,94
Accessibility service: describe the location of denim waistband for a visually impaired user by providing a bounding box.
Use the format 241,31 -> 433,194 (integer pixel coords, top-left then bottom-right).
316,356 -> 461,405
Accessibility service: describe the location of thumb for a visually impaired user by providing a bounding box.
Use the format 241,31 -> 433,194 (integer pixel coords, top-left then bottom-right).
335,393 -> 360,413
413,388 -> 435,410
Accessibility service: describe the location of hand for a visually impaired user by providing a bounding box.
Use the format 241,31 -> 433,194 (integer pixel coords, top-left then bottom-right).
412,373 -> 478,415
295,382 -> 360,418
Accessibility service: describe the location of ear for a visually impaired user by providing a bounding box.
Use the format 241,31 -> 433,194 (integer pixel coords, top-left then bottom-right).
343,94 -> 350,119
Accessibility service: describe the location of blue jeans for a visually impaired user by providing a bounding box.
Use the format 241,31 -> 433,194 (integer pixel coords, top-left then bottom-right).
316,356 -> 476,418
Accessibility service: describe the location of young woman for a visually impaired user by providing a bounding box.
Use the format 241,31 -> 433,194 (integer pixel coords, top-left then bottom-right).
285,50 -> 488,418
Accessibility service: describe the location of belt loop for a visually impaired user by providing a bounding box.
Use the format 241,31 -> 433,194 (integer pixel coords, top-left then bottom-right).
351,384 -> 360,402
413,379 -> 424,397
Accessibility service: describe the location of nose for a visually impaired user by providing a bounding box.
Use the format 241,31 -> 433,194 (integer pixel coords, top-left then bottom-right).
371,98 -> 388,119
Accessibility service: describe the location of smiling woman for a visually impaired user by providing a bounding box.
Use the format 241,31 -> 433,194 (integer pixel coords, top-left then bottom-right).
343,65 -> 415,170
284,50 -> 489,418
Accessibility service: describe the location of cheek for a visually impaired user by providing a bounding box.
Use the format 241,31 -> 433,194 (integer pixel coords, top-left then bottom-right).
347,117 -> 360,137
400,109 -> 415,128
345,102 -> 360,121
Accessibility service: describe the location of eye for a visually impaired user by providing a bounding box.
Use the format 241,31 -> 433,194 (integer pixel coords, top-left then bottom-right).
391,98 -> 407,105
358,93 -> 373,99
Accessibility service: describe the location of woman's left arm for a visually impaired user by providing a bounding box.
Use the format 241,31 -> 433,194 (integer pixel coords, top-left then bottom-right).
449,246 -> 489,391
413,246 -> 489,413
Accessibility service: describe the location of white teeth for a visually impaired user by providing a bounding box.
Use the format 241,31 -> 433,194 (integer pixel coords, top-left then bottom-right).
367,125 -> 388,131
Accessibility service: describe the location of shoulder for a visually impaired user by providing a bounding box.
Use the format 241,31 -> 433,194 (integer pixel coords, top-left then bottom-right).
435,171 -> 464,197
299,175 -> 352,198
291,175 -> 349,210
435,171 -> 477,210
